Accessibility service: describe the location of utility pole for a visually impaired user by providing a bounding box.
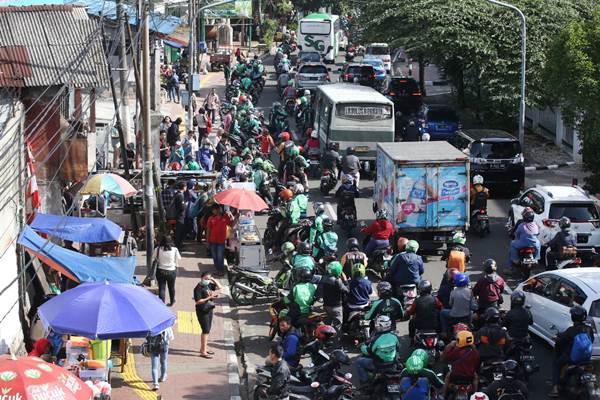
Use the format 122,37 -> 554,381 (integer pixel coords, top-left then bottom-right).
141,2 -> 155,275
187,0 -> 196,134
117,0 -> 131,145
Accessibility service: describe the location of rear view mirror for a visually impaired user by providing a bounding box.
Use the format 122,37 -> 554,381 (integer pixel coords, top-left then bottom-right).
327,67 -> 332,72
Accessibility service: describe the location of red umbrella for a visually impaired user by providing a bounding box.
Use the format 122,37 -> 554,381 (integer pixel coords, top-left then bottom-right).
213,188 -> 268,211
0,355 -> 93,400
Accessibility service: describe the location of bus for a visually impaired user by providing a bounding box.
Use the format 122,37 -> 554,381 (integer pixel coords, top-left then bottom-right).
297,13 -> 343,63
314,83 -> 395,167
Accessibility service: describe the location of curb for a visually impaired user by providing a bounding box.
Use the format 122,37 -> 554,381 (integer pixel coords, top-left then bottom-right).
525,161 -> 576,172
220,286 -> 242,400
424,80 -> 448,86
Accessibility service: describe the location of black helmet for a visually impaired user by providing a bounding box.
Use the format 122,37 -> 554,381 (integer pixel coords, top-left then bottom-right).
503,359 -> 518,379
346,237 -> 360,250
570,304 -> 587,323
559,216 -> 571,230
298,241 -> 311,255
510,290 -> 526,307
483,259 -> 497,274
417,280 -> 432,295
298,268 -> 313,283
346,146 -> 355,155
484,307 -> 501,324
331,349 -> 351,365
377,281 -> 393,298
323,218 -> 334,230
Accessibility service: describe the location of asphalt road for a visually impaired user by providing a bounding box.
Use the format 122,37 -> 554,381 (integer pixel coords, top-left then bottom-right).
232,52 -> 586,400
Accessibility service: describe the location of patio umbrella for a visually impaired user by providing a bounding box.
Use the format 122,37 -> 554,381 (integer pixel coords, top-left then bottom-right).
38,281 -> 176,339
213,188 -> 268,211
79,173 -> 137,197
0,355 -> 93,400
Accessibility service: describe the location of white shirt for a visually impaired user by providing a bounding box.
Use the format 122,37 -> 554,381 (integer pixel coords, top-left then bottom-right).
153,247 -> 181,271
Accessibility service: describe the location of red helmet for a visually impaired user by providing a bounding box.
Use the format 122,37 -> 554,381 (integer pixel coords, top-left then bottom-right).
453,322 -> 470,335
239,95 -> 247,103
314,324 -> 336,342
170,162 -> 182,171
297,145 -> 304,154
397,237 -> 409,251
279,188 -> 293,201
279,132 -> 291,142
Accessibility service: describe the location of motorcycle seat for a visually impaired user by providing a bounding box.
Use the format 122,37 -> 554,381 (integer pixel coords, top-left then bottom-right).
398,284 -> 417,290
289,384 -> 314,395
415,329 -> 438,337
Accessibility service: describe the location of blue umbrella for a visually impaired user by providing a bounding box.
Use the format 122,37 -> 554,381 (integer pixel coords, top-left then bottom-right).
38,281 -> 176,339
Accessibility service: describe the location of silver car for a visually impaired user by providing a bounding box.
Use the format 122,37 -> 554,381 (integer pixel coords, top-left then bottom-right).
294,63 -> 330,91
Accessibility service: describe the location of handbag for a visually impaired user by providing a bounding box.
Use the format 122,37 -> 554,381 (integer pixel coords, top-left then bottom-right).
204,299 -> 216,310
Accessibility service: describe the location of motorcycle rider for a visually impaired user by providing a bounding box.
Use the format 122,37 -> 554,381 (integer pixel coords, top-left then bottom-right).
282,81 -> 296,101
256,343 -> 290,400
313,218 -> 338,260
472,259 -> 505,313
346,264 -> 373,315
253,158 -> 273,206
285,269 -> 317,329
335,174 -> 360,222
477,307 -> 507,363
509,207 -> 541,266
437,268 -> 459,309
356,315 -> 402,389
309,202 -> 326,248
321,142 -> 341,179
275,188 -> 298,247
502,290 -> 533,341
389,239 -> 424,296
406,280 -> 443,339
340,237 -> 368,279
303,324 -> 337,367
470,175 -> 489,217
341,146 -> 361,188
275,242 -> 295,289
277,53 -> 291,74
441,330 -> 481,397
441,232 -> 471,272
291,184 -> 308,219
483,359 -> 528,400
546,216 -> 577,269
399,355 -> 444,400
440,273 -> 474,335
291,242 -> 316,282
361,209 -> 394,257
317,261 -> 349,334
364,281 -> 404,330
277,316 -> 301,369
549,305 -> 595,397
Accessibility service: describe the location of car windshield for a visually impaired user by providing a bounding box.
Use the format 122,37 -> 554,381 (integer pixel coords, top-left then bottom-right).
549,203 -> 599,222
299,52 -> 321,62
427,108 -> 458,122
347,66 -> 373,75
367,46 -> 389,55
389,79 -> 419,94
363,59 -> 384,68
470,141 -> 521,159
299,65 -> 327,74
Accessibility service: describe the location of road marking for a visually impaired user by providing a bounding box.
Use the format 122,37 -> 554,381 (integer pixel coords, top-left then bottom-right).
121,347 -> 157,400
325,202 -> 337,222
176,310 -> 202,335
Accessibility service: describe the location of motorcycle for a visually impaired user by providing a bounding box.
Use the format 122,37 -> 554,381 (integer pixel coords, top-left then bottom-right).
307,148 -> 321,179
446,377 -> 474,400
364,367 -> 404,400
558,361 -> 600,400
320,169 -> 338,196
512,247 -> 537,279
343,304 -> 370,343
396,284 -> 417,309
263,210 -> 312,253
414,329 -> 444,363
339,206 -> 357,235
268,295 -> 326,342
544,246 -> 581,270
478,360 -> 506,388
471,209 -> 490,237
229,266 -> 280,306
504,337 -> 539,381
345,49 -> 355,62
367,246 -> 393,281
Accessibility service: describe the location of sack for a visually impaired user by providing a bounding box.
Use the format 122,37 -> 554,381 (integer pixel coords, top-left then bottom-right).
570,332 -> 593,363
447,248 -> 466,272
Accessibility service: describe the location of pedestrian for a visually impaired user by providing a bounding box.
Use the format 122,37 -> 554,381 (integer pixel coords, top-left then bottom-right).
162,179 -> 176,212
173,182 -> 187,249
159,116 -> 172,132
206,204 -> 233,276
204,88 -> 220,124
167,117 -> 182,147
183,130 -> 198,160
153,235 -> 181,306
194,271 -> 222,358
224,62 -> 231,85
169,141 -> 185,167
215,134 -> 229,171
159,130 -> 170,170
194,108 -> 208,137
149,326 -> 174,390
168,71 -> 180,103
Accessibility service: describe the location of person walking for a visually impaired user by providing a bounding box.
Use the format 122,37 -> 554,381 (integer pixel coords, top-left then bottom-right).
194,271 -> 222,358
167,71 -> 180,103
173,182 -> 187,249
149,326 -> 174,390
224,62 -> 231,86
206,204 -> 233,276
153,235 -> 181,306
204,88 -> 220,124
159,131 -> 170,170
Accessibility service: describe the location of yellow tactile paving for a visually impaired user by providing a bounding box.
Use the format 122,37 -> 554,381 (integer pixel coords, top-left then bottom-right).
176,310 -> 202,335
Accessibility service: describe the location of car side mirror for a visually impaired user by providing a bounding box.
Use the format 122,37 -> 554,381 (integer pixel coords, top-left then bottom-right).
522,284 -> 531,292
510,198 -> 518,205
327,67 -> 332,72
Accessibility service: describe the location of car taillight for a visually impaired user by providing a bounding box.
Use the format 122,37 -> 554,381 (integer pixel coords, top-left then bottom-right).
326,75 -> 330,82
389,91 -> 396,96
370,73 -> 376,79
543,219 -> 558,228
345,73 -> 353,80
425,338 -> 434,347
522,248 -> 535,254
412,92 -> 422,96
575,257 -> 582,265
480,209 -> 487,214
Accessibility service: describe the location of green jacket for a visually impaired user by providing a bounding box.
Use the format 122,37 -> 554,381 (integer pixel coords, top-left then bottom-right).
365,298 -> 404,321
293,194 -> 308,215
399,368 -> 445,389
291,254 -> 315,271
288,201 -> 301,224
253,170 -> 268,188
289,282 -> 317,314
314,231 -> 338,257
360,332 -> 401,364
309,215 -> 324,244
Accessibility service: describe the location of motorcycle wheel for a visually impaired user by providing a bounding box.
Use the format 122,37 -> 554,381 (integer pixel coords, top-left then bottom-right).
230,278 -> 258,306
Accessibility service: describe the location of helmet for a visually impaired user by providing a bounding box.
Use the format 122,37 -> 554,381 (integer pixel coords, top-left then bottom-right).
411,348 -> 430,366
290,146 -> 300,157
446,268 -> 459,282
303,89 -> 310,96
417,280 -> 432,295
470,393 -> 489,400
483,258 -> 497,274
503,359 -> 518,379
293,183 -> 304,194
454,272 -> 469,287
452,232 -> 466,245
326,261 -> 343,278
298,241 -> 311,255
310,130 -> 318,139
351,263 -> 366,278
231,156 -> 241,166
254,157 -> 264,167
570,304 -> 587,323
322,218 -> 334,230
247,138 -> 256,145
457,330 -> 475,348
472,175 -> 484,185
279,132 -> 291,142
346,237 -> 360,250
315,324 -> 336,342
377,281 -> 393,298
299,97 -> 307,105
346,146 -> 355,155
404,355 -> 424,375
170,161 -> 182,171
521,207 -> 535,222
374,315 -> 392,333
510,290 -> 526,307
331,349 -> 351,365
405,240 -> 419,253
239,95 -> 247,103
313,202 -> 325,216
281,241 -> 295,255
279,188 -> 293,201
484,307 -> 501,324
397,237 -> 409,251
298,268 -> 313,283
559,216 -> 571,230
375,209 -> 388,220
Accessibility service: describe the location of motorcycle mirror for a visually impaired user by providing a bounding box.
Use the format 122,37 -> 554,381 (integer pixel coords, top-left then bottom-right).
310,382 -> 320,389
344,373 -> 353,380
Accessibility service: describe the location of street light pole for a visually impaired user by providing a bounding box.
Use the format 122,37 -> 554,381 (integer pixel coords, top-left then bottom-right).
487,0 -> 526,147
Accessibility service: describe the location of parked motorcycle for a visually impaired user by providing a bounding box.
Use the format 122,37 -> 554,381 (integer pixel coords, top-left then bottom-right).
471,209 -> 490,237
414,329 -> 444,363
320,169 -> 338,196
229,266 -> 281,306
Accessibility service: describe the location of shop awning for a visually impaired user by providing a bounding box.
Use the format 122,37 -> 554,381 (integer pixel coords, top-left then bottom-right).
163,39 -> 185,49
30,213 -> 122,243
18,226 -> 135,284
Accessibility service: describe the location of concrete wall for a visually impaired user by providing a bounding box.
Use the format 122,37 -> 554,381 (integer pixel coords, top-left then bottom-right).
526,105 -> 582,162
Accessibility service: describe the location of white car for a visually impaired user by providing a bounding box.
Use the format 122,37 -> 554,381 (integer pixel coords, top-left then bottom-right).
507,185 -> 600,255
515,268 -> 600,359
365,43 -> 391,73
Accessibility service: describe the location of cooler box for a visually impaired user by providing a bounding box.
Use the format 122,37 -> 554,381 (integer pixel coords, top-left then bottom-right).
90,340 -> 112,361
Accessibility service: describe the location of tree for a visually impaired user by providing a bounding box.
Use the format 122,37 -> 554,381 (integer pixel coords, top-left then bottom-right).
543,8 -> 600,191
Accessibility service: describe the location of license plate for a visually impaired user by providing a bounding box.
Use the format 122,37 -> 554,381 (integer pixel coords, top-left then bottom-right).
387,385 -> 400,393
383,254 -> 392,261
355,146 -> 370,152
582,374 -> 597,383
493,372 -> 503,380
434,236 -> 446,242
438,124 -> 448,129
310,160 -> 319,165
309,77 -> 318,80
577,234 -> 590,244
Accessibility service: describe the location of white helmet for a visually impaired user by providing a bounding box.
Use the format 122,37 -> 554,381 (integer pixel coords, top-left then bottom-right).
421,133 -> 430,141
282,54 -> 288,60
294,183 -> 305,194
303,90 -> 310,96
473,174 -> 484,185
470,393 -> 489,400
374,315 -> 392,332
310,130 -> 318,139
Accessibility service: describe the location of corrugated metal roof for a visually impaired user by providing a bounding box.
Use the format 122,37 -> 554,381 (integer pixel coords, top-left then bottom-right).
0,5 -> 108,88
0,46 -> 32,87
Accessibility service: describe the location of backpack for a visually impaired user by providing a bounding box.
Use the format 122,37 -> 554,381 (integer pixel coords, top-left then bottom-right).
343,251 -> 366,277
570,331 -> 593,363
447,247 -> 466,272
141,333 -> 166,356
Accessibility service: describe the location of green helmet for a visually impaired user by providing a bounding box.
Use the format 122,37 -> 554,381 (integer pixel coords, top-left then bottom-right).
452,232 -> 466,245
352,263 -> 366,278
290,146 -> 300,156
230,105 -> 237,113
326,261 -> 343,278
281,241 -> 295,255
410,348 -> 429,366
405,355 -> 424,375
231,156 -> 241,166
247,138 -> 256,145
405,240 -> 419,253
300,96 -> 307,105
241,147 -> 251,156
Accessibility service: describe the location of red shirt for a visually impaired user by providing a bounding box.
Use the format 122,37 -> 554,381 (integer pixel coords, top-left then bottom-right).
361,219 -> 394,240
441,346 -> 480,379
260,135 -> 274,154
207,214 -> 232,244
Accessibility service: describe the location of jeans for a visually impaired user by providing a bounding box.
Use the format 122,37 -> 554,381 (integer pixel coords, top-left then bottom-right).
174,222 -> 186,249
440,309 -> 471,334
552,353 -> 571,385
206,108 -> 216,123
156,269 -> 176,304
355,356 -> 376,383
151,344 -> 169,384
324,305 -> 343,333
209,242 -> 225,272
168,86 -> 179,102
365,239 -> 389,257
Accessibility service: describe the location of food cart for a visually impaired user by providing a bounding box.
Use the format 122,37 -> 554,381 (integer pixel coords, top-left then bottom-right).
236,212 -> 266,272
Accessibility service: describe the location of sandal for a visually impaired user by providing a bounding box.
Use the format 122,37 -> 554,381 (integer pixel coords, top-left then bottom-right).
199,354 -> 213,359
206,350 -> 215,355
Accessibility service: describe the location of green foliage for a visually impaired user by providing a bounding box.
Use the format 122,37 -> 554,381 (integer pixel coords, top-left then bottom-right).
276,0 -> 294,16
291,0 -> 326,13
262,18 -> 279,47
543,8 -> 600,191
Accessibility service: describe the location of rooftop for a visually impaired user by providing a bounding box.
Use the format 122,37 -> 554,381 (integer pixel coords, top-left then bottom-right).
536,185 -> 590,200
541,268 -> 600,294
318,83 -> 392,104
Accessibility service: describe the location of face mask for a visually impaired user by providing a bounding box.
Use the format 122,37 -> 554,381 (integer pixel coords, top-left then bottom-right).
202,280 -> 211,286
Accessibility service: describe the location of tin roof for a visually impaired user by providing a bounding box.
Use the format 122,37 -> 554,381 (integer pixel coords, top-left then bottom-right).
0,5 -> 108,88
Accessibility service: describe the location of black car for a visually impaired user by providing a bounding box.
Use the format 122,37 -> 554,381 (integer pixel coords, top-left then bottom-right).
338,63 -> 376,87
451,129 -> 525,194
382,76 -> 422,115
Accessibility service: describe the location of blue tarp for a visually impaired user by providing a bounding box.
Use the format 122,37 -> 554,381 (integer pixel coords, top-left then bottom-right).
18,226 -> 135,284
163,39 -> 185,49
31,213 -> 122,243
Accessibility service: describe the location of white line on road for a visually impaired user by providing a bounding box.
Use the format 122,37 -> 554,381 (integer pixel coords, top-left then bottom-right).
325,202 -> 337,221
